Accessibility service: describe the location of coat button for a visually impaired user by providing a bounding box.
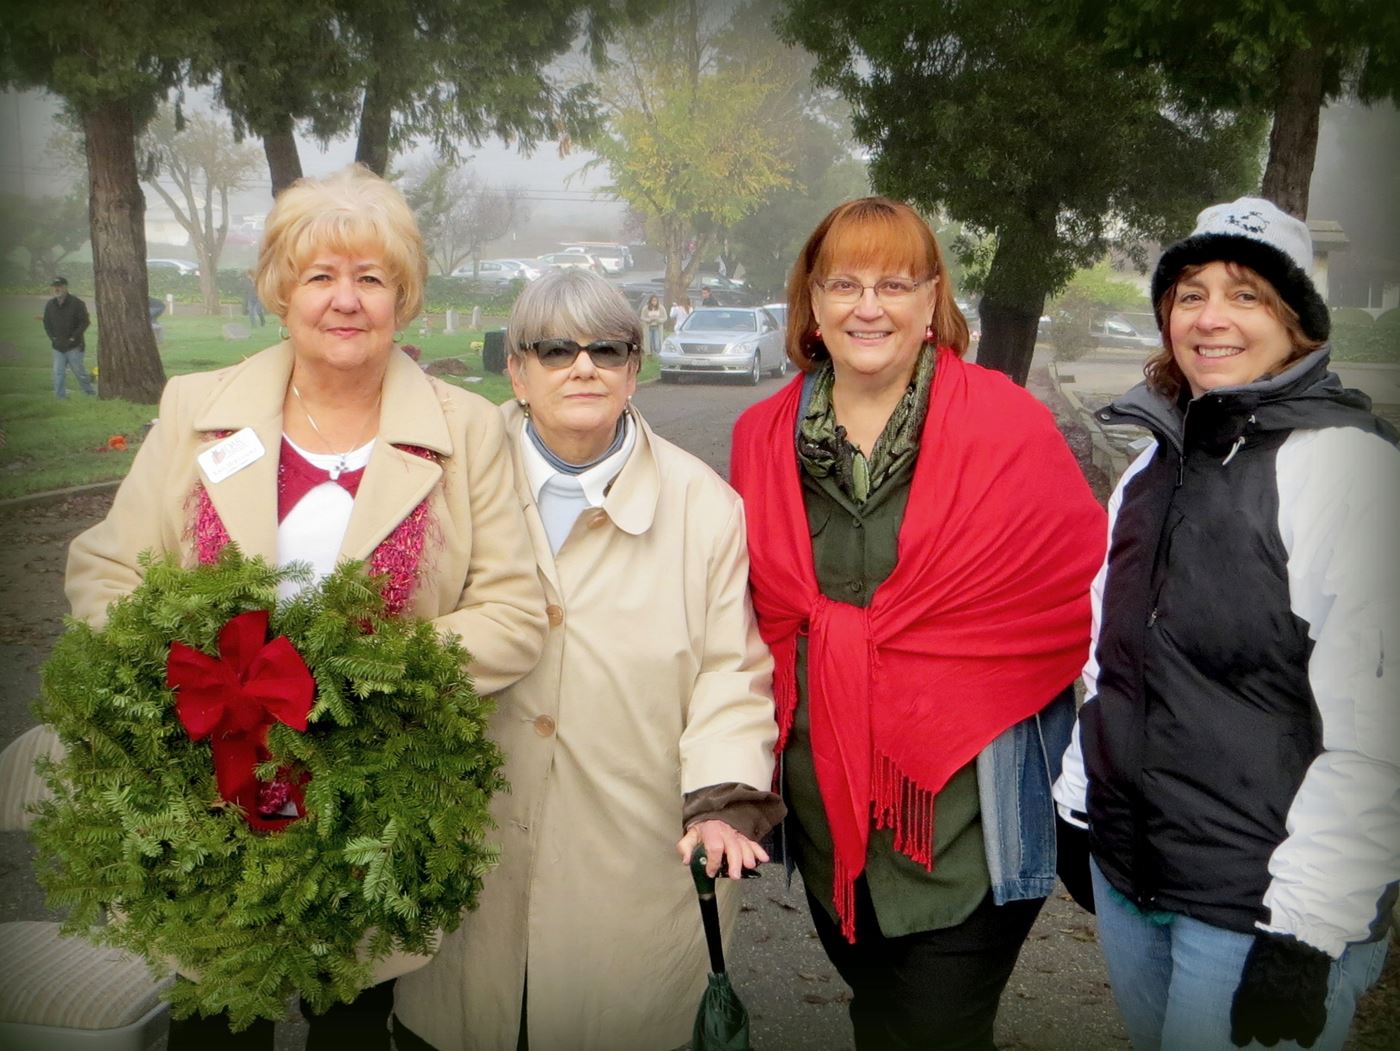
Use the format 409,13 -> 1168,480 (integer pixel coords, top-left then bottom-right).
546,604 -> 564,626
533,714 -> 556,737
587,510 -> 608,529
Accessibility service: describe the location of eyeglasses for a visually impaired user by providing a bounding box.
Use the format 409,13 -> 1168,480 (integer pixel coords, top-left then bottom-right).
521,338 -> 640,370
814,277 -> 930,304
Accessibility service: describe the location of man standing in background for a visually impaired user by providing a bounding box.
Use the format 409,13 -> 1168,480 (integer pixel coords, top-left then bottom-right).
43,276 -> 94,399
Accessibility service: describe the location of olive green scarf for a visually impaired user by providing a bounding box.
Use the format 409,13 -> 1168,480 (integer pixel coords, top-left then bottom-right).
796,348 -> 936,503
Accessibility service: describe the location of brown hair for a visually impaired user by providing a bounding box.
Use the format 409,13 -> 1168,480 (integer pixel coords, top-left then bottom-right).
784,197 -> 970,371
1146,260 -> 1323,400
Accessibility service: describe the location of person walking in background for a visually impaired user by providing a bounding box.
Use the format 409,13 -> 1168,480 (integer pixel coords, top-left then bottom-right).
730,197 -> 1105,1050
699,287 -> 719,309
242,267 -> 266,327
640,293 -> 666,356
1053,197 -> 1399,1051
43,276 -> 94,399
669,296 -> 690,331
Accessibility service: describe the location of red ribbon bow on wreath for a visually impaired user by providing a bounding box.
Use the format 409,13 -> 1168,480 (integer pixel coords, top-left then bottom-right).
166,610 -> 314,831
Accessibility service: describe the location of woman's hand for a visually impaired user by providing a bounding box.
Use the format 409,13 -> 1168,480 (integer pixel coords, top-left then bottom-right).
676,819 -> 770,879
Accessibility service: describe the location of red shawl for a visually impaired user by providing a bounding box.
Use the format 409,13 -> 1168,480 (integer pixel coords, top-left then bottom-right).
729,347 -> 1105,939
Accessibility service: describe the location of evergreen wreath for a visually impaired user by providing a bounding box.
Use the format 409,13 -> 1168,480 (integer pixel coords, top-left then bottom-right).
31,547 -> 506,1029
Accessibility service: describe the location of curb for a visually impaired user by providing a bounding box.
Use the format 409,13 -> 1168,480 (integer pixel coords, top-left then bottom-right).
1048,361 -> 1131,486
0,479 -> 122,513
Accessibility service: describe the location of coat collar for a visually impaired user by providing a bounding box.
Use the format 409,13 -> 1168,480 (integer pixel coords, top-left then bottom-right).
500,399 -> 662,543
191,341 -> 451,563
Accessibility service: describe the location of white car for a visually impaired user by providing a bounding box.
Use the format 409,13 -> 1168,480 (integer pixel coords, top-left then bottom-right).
538,252 -> 604,273
490,258 -> 543,281
659,306 -> 789,386
450,259 -> 535,287
147,258 -> 200,277
561,245 -> 625,274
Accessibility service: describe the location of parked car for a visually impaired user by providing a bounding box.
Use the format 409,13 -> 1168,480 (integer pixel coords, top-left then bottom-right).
449,259 -> 536,287
1093,314 -> 1158,350
538,251 -> 605,274
147,258 -> 200,277
659,306 -> 787,385
561,244 -> 629,274
624,277 -> 759,308
490,258 -> 543,281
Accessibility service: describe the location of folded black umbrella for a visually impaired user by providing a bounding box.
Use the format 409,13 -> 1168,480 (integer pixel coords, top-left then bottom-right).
689,846 -> 755,1051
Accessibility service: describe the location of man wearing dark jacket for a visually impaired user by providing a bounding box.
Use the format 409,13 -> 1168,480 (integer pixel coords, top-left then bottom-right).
43,276 -> 94,399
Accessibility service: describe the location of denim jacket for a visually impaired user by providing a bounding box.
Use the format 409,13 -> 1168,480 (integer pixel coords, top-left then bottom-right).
977,686 -> 1073,903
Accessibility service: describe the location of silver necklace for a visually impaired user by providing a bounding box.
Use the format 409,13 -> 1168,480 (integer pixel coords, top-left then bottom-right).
290,383 -> 380,480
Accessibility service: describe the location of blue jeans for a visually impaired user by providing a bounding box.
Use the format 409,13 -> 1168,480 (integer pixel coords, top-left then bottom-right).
53,347 -> 95,398
1090,860 -> 1388,1051
645,324 -> 662,355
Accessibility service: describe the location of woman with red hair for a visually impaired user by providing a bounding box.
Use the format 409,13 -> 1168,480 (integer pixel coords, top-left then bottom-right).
730,197 -> 1105,1049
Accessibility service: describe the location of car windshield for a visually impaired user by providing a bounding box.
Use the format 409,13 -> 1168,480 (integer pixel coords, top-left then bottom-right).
681,309 -> 755,333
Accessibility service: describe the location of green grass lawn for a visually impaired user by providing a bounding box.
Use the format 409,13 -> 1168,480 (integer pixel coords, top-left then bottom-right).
0,300 -> 658,500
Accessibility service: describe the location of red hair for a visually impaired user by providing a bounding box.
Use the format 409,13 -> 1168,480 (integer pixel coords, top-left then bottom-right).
785,197 -> 970,371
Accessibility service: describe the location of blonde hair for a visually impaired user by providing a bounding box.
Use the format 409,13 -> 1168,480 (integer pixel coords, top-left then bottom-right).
256,164 -> 427,325
507,269 -> 643,368
786,197 -> 970,372
1146,261 -> 1323,399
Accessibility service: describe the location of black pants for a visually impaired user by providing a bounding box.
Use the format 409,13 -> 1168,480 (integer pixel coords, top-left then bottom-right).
166,979 -> 396,1051
807,879 -> 1044,1050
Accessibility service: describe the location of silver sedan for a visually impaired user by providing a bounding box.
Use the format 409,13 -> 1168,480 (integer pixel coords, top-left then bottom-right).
659,307 -> 790,385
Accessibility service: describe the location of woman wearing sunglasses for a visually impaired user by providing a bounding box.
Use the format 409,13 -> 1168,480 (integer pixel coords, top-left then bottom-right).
393,268 -> 783,1051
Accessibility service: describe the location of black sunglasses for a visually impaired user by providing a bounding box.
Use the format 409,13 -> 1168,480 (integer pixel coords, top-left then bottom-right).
521,338 -> 639,370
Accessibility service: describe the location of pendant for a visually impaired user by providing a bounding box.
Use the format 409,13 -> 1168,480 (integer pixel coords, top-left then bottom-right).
330,457 -> 344,481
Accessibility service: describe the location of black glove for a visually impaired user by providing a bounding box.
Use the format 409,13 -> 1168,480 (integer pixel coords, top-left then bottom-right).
1054,813 -> 1095,914
1230,931 -> 1331,1048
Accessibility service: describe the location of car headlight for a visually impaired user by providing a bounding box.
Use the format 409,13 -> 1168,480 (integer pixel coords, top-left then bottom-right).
662,339 -> 679,354
726,341 -> 750,355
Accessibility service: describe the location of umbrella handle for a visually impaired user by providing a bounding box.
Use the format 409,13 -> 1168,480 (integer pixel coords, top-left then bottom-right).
691,846 -> 727,974
690,844 -> 717,896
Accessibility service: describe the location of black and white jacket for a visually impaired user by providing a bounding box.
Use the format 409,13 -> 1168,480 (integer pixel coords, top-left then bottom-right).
1054,349 -> 1399,958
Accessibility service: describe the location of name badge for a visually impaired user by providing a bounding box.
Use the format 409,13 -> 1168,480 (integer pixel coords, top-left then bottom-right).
197,427 -> 266,484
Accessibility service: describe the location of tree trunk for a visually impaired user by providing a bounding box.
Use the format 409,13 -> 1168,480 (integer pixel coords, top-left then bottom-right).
82,99 -> 166,404
198,247 -> 220,316
355,74 -> 393,177
1260,46 -> 1325,219
262,119 -> 303,197
973,227 -> 1048,387
976,299 -> 1042,387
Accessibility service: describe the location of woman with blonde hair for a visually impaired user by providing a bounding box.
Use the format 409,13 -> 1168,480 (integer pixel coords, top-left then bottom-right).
729,197 -> 1105,1049
66,164 -> 547,1049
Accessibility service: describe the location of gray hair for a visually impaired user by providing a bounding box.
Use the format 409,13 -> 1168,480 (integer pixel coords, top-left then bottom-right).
506,268 -> 643,361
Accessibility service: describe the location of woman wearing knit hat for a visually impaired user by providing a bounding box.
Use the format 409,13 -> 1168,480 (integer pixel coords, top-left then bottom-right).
1053,197 -> 1399,1051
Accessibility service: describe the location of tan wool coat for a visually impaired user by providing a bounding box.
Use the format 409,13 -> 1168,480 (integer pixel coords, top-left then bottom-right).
393,402 -> 778,1051
66,341 -> 547,697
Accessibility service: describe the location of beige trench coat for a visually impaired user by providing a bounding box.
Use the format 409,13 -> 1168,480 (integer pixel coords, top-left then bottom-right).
394,403 -> 777,1051
66,342 -> 547,698
63,343 -> 547,985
